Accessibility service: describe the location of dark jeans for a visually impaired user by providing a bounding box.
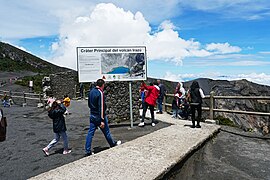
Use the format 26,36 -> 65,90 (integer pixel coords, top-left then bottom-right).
157,97 -> 163,112
85,115 -> 116,154
141,102 -> 155,123
190,103 -> 202,126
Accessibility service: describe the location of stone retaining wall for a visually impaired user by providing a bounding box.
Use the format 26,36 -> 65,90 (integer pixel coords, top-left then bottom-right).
45,71 -> 141,123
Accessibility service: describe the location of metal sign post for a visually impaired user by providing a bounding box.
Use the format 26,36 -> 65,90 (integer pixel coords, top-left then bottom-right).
129,81 -> 133,128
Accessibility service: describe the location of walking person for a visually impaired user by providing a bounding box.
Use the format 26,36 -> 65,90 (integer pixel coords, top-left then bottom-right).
188,81 -> 205,128
156,79 -> 166,114
42,100 -> 71,156
139,81 -> 160,127
85,79 -> 121,156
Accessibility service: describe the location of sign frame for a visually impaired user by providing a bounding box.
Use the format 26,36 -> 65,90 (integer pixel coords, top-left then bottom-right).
76,46 -> 147,82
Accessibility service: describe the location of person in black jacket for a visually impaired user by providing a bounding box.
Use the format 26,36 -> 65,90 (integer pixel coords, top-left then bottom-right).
189,81 -> 205,128
42,100 -> 71,156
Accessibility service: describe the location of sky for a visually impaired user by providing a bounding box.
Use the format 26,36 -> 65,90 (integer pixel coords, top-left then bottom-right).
1,0 -> 270,85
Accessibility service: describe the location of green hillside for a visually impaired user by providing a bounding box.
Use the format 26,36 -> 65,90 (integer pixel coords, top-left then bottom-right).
0,41 -> 69,74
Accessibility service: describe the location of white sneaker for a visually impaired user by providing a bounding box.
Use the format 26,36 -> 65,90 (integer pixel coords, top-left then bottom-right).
116,140 -> 121,146
151,123 -> 156,127
63,150 -> 72,155
138,122 -> 145,127
42,147 -> 49,156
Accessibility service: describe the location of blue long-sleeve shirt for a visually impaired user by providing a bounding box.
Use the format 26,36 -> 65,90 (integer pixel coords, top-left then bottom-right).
88,87 -> 106,121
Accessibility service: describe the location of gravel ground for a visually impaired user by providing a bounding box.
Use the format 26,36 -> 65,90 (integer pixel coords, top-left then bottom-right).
0,100 -> 170,180
167,126 -> 270,180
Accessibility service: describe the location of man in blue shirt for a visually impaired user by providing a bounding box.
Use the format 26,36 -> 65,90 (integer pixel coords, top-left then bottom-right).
85,79 -> 121,156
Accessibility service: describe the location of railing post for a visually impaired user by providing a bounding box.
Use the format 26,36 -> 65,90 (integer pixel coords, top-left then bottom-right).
209,91 -> 215,119
39,93 -> 42,103
74,85 -> 77,98
164,95 -> 167,113
23,91 -> 26,104
9,90 -> 12,97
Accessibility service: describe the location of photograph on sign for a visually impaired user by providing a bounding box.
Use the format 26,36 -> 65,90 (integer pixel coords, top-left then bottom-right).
77,47 -> 147,82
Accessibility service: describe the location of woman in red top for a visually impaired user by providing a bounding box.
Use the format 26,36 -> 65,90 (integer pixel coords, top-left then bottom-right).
139,81 -> 160,127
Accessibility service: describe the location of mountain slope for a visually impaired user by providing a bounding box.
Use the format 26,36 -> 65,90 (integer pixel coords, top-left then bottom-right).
0,42 -> 70,73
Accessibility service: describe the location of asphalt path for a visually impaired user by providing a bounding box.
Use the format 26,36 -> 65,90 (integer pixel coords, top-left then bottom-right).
0,100 -> 170,180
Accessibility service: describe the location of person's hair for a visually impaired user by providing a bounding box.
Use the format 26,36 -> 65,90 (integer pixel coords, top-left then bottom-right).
64,94 -> 68,98
190,81 -> 200,90
49,101 -> 59,112
149,82 -> 153,86
153,81 -> 158,86
96,79 -> 105,87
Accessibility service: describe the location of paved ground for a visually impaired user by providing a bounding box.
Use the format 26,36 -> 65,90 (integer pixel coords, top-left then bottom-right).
0,100 -> 170,180
30,110 -> 220,180
167,126 -> 270,180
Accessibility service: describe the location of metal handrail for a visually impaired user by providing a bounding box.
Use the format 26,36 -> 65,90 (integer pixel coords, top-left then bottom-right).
164,92 -> 270,119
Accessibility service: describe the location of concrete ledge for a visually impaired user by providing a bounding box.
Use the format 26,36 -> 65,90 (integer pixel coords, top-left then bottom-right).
30,113 -> 220,180
205,119 -> 218,124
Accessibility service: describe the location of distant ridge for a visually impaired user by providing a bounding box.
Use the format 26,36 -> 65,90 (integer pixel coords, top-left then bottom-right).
0,41 -> 71,74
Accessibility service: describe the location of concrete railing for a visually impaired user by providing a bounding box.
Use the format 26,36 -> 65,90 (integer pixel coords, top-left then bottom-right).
164,92 -> 270,119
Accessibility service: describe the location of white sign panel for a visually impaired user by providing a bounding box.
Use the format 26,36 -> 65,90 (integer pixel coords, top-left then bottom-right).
77,46 -> 147,82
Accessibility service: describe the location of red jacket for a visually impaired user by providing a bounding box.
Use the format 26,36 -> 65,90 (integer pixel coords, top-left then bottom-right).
142,82 -> 160,106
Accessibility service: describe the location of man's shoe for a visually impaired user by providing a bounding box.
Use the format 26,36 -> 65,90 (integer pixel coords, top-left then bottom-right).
151,123 -> 156,127
63,150 -> 72,155
84,152 -> 94,157
116,140 -> 121,146
196,125 -> 201,128
138,122 -> 145,127
156,111 -> 163,114
191,125 -> 195,128
42,147 -> 50,156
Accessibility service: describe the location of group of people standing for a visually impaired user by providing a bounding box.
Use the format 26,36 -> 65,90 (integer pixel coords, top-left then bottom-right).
140,79 -> 205,128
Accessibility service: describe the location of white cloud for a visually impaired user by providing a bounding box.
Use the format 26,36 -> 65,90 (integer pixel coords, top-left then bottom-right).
234,73 -> 270,86
163,71 -> 270,86
50,3 -> 221,69
12,45 -> 32,54
259,51 -> 270,55
206,42 -> 241,54
180,0 -> 270,20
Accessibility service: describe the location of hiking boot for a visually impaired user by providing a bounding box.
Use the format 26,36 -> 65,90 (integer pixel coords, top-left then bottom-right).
42,147 -> 50,156
63,150 -> 72,155
138,122 -> 145,127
